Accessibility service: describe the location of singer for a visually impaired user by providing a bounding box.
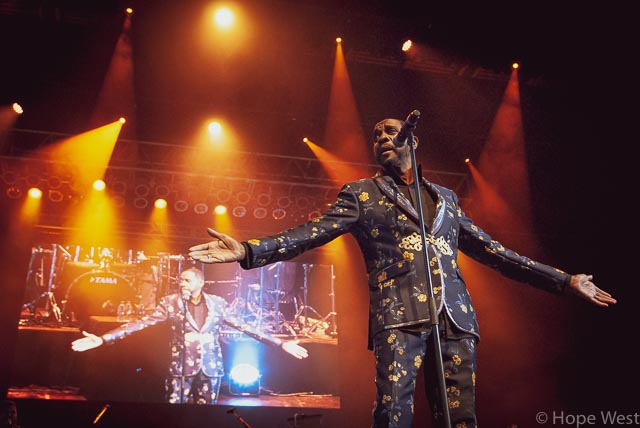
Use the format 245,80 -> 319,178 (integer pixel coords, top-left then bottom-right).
71,267 -> 308,404
188,116 -> 616,426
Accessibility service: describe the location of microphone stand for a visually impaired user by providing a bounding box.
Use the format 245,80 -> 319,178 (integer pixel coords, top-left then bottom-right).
226,407 -> 252,428
405,113 -> 452,428
180,295 -> 189,404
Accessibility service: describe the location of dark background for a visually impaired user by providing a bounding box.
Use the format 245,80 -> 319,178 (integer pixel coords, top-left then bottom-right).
1,0 -> 636,427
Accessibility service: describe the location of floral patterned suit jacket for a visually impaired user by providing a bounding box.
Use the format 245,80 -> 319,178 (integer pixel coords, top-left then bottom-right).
101,292 -> 228,378
241,173 -> 571,348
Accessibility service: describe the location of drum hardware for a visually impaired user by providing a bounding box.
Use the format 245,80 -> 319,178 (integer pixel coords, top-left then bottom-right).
286,263 -> 338,337
21,244 -> 69,325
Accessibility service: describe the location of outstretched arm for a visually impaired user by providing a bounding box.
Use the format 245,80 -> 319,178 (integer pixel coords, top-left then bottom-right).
566,274 -> 617,307
280,340 -> 309,359
223,319 -> 309,359
188,228 -> 246,264
71,331 -> 104,352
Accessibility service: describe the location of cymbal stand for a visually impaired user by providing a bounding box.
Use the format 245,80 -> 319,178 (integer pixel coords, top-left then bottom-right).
292,263 -> 322,336
307,264 -> 338,336
23,244 -> 65,323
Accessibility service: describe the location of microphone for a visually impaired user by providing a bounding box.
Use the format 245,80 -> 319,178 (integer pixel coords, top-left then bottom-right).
181,288 -> 191,301
393,109 -> 421,147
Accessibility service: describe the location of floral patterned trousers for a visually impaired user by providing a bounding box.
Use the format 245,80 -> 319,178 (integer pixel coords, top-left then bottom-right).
372,324 -> 477,428
166,371 -> 222,405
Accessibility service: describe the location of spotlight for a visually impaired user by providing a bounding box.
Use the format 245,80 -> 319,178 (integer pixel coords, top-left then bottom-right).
194,203 -> 209,214
93,180 -> 106,191
214,205 -> 227,215
28,187 -> 42,199
401,39 -> 413,52
12,102 -> 23,114
272,208 -> 286,220
232,206 -> 247,218
253,207 -> 267,219
174,200 -> 189,212
228,363 -> 260,396
154,198 -> 167,209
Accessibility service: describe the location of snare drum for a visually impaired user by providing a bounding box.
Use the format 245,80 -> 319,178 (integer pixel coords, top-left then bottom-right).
62,269 -> 137,325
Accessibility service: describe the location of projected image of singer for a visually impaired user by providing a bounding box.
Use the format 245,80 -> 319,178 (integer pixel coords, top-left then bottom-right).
71,267 -> 308,404
188,115 -> 616,426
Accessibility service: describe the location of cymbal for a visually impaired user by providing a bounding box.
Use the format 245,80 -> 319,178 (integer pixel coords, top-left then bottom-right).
65,261 -> 97,268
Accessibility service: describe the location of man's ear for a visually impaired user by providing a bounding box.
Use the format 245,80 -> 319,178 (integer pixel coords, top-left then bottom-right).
412,135 -> 419,148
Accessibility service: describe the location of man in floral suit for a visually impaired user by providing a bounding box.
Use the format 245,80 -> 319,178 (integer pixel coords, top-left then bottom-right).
188,118 -> 616,425
71,267 -> 307,404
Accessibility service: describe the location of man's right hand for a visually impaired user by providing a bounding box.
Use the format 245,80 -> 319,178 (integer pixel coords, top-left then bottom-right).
71,331 -> 104,352
188,228 -> 246,264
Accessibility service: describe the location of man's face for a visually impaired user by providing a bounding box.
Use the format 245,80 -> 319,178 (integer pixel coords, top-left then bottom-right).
179,270 -> 204,297
372,118 -> 413,171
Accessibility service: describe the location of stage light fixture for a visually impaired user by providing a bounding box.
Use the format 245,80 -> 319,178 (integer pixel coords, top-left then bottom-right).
154,198 -> 167,209
133,197 -> 148,209
232,206 -> 247,218
253,207 -> 267,219
228,363 -> 260,396
93,180 -> 106,191
216,189 -> 232,203
112,181 -> 127,194
174,200 -> 189,212
194,203 -> 209,214
12,102 -> 23,114
256,193 -> 271,207
6,186 -> 22,199
296,196 -> 311,210
235,191 -> 251,205
28,187 -> 42,199
135,184 -> 150,197
47,189 -> 64,203
47,176 -> 62,189
277,196 -> 291,208
307,210 -> 322,221
272,208 -> 287,220
214,204 -> 227,215
155,184 -> 170,197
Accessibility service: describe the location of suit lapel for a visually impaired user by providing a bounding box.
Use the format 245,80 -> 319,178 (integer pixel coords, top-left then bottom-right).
373,175 -> 446,234
374,175 -> 419,220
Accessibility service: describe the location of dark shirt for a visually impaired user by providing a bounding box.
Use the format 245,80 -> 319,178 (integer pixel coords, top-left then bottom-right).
388,168 -> 472,339
188,298 -> 208,330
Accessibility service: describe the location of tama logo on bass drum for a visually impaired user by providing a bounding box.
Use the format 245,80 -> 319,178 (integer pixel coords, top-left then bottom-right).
89,276 -> 119,284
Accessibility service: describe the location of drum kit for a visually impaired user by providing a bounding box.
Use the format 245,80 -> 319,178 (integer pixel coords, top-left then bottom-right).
21,244 -> 176,327
206,261 -> 338,337
21,244 -> 338,337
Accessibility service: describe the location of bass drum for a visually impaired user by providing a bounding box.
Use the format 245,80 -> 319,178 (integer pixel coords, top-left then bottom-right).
63,269 -> 137,325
